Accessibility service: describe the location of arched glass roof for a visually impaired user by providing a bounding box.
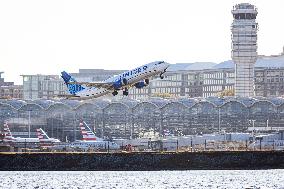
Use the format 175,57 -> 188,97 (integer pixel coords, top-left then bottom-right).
267,97 -> 284,106
112,98 -> 139,108
3,100 -> 27,109
146,97 -> 169,107
59,99 -> 82,108
2,96 -> 284,111
90,99 -> 111,109
18,103 -> 44,111
175,98 -> 198,108
206,96 -> 225,107
32,99 -> 55,109
237,97 -> 257,107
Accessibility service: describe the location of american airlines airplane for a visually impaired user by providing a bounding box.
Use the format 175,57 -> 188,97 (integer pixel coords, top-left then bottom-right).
36,128 -> 61,144
3,123 -> 60,144
61,61 -> 170,99
70,121 -> 120,150
3,122 -> 39,143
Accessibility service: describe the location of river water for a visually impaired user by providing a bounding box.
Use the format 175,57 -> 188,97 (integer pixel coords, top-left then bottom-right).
0,170 -> 283,189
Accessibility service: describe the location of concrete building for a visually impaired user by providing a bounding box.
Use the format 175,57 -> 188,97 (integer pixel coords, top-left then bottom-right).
231,3 -> 258,97
22,74 -> 64,100
211,54 -> 284,98
0,72 -> 22,99
202,68 -> 234,98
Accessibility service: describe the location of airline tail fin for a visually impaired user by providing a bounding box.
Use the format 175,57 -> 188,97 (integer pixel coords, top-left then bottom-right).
3,122 -> 15,142
36,128 -> 50,142
61,71 -> 85,95
79,121 -> 101,141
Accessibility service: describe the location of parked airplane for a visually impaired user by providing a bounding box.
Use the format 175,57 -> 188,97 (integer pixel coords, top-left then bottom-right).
3,122 -> 39,143
61,61 -> 170,99
70,121 -> 120,150
36,128 -> 61,144
2,123 -> 60,145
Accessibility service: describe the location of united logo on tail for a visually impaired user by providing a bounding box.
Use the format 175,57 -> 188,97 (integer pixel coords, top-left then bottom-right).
61,71 -> 85,95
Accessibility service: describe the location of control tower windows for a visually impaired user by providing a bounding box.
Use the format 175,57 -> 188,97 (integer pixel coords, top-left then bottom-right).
234,13 -> 256,20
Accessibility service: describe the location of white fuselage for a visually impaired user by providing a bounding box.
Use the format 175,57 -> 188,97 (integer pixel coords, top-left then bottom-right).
4,137 -> 60,143
4,137 -> 40,143
39,138 -> 61,143
70,140 -> 120,150
76,61 -> 169,98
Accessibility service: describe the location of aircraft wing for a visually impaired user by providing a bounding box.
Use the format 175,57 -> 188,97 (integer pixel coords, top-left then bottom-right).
55,94 -> 96,100
67,81 -> 113,88
56,94 -> 80,98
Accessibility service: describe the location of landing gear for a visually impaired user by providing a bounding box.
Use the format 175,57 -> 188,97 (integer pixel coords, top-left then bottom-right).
160,69 -> 167,79
145,78 -> 149,85
112,91 -> 118,96
123,88 -> 129,96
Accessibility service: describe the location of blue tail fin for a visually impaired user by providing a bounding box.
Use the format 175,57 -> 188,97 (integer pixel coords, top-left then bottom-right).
61,71 -> 85,95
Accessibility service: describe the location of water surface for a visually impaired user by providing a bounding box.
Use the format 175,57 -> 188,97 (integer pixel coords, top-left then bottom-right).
0,170 -> 283,189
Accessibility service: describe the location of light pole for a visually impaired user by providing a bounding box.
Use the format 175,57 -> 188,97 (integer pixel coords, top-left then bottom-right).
130,113 -> 133,140
218,107 -> 221,133
266,119 -> 270,131
160,111 -> 163,137
28,111 -> 31,138
249,119 -> 256,151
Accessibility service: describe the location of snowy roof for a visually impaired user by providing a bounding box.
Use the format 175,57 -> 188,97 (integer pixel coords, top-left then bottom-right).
213,60 -> 234,69
168,62 -> 216,71
213,55 -> 284,69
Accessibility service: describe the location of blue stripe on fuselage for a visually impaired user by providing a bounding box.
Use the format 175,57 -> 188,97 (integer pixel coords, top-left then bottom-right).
118,65 -> 148,80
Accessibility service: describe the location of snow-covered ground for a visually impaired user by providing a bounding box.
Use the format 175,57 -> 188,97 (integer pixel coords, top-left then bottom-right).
0,170 -> 283,189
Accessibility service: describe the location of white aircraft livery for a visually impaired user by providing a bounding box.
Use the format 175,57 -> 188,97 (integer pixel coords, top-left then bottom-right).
61,61 -> 170,99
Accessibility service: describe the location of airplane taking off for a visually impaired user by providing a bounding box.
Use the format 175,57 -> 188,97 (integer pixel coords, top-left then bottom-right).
70,121 -> 120,150
61,61 -> 170,99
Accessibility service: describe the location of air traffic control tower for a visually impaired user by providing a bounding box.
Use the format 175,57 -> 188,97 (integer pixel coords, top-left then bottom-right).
231,3 -> 258,97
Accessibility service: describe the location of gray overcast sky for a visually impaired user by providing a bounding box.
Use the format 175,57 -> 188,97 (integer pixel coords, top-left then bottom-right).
0,0 -> 284,84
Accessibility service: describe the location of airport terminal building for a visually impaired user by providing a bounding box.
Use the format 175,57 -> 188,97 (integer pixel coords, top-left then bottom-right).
1,96 -> 284,141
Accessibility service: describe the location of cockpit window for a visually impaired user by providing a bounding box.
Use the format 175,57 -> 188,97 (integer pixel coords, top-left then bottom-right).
158,61 -> 164,64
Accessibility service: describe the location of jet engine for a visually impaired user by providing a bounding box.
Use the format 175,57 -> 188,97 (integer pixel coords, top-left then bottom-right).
113,80 -> 122,90
134,81 -> 147,89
